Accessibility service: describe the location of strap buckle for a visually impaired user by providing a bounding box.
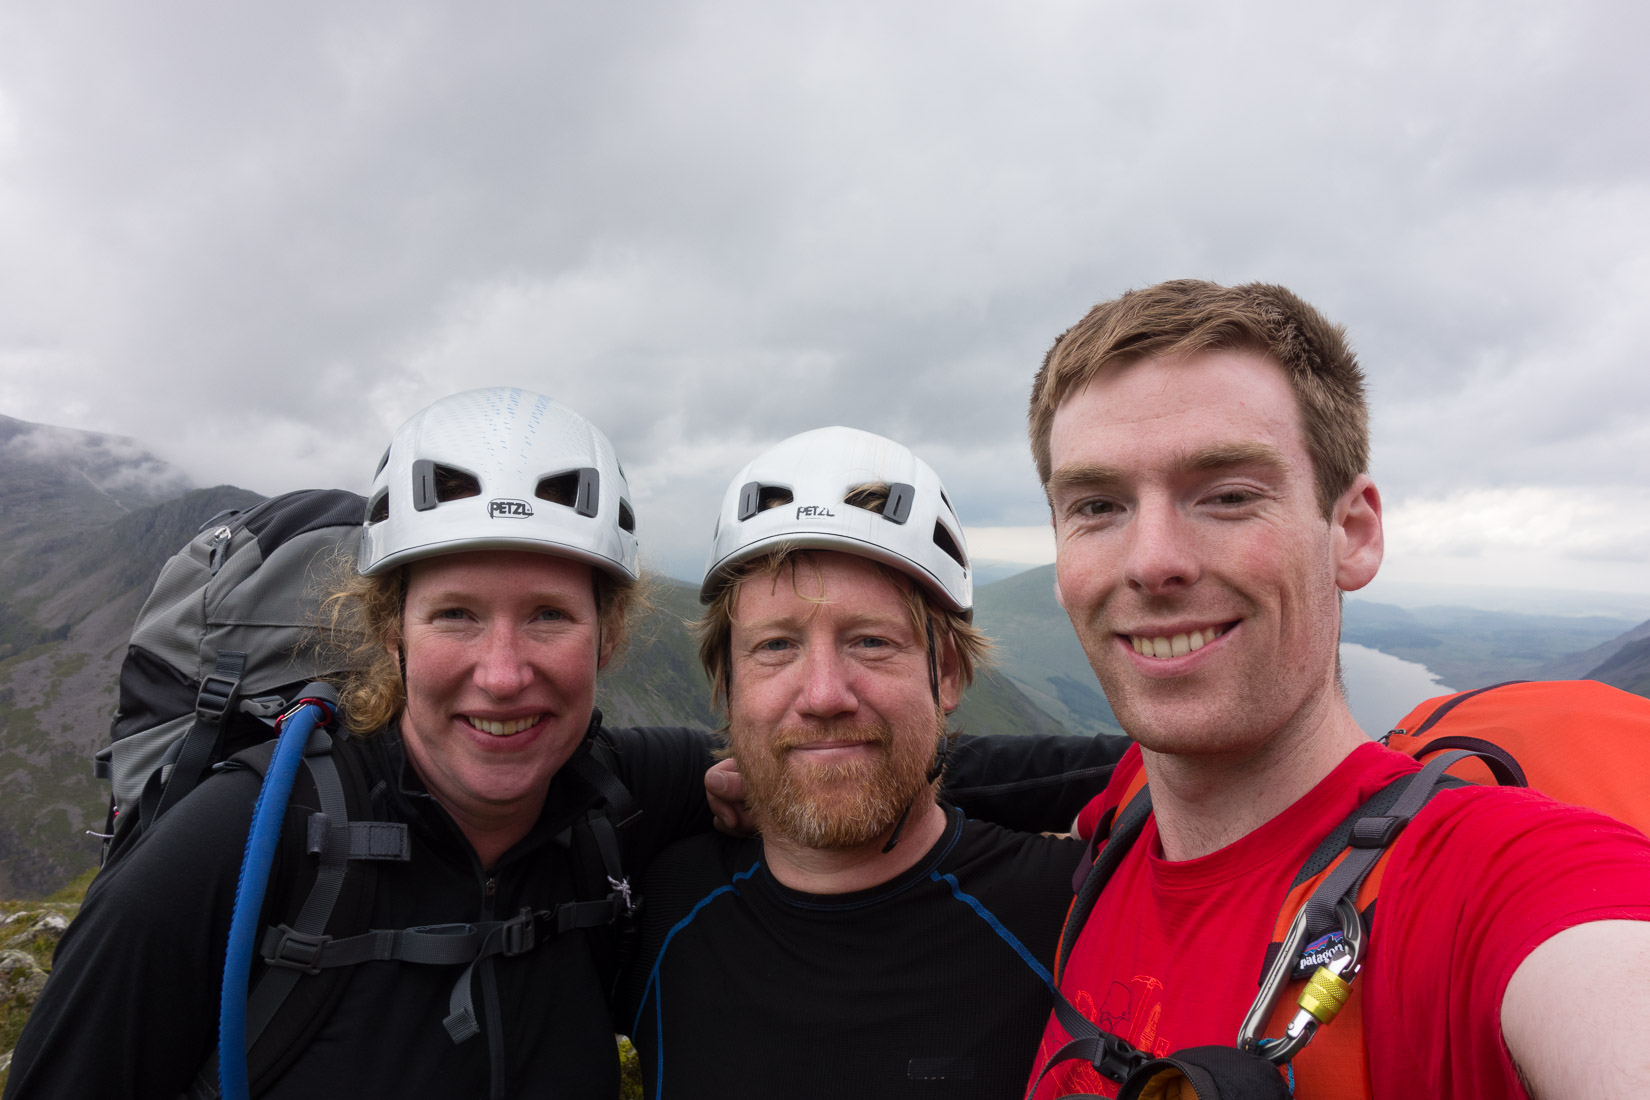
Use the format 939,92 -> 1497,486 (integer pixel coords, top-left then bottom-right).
263,924 -> 332,974
1095,1036 -> 1152,1082
499,909 -> 537,957
195,674 -> 241,724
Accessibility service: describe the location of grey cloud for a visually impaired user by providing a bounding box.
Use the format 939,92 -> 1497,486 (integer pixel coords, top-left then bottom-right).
1,0 -> 1647,582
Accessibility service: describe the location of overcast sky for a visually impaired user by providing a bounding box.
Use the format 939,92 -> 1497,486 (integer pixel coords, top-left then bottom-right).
2,0 -> 1647,595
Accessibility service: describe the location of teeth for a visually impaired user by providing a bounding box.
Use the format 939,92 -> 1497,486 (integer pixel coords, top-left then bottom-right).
1128,626 -> 1224,659
467,715 -> 542,737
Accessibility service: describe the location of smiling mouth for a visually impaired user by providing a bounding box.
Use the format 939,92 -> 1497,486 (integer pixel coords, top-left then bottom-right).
464,715 -> 544,737
1124,624 -> 1231,659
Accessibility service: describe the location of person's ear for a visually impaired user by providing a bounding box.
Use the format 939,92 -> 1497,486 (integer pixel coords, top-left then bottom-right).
1333,475 -> 1383,592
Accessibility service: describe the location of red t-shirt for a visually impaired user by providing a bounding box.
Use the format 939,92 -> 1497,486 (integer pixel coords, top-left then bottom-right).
1032,741 -> 1650,1100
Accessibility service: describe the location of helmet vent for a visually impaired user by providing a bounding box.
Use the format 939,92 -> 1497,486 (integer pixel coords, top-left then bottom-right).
842,482 -> 913,525
618,499 -> 636,533
535,468 -> 601,519
738,482 -> 793,521
435,467 -> 480,501
932,521 -> 966,570
367,491 -> 390,525
374,447 -> 391,478
410,459 -> 481,511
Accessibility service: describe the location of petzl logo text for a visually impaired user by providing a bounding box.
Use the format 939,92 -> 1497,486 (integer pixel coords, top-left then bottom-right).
795,505 -> 835,519
489,499 -> 534,518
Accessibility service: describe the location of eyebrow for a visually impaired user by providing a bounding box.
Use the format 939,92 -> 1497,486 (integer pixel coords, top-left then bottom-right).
732,605 -> 916,641
1047,442 -> 1289,495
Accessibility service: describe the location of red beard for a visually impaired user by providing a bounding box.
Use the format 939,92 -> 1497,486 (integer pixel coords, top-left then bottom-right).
730,712 -> 943,850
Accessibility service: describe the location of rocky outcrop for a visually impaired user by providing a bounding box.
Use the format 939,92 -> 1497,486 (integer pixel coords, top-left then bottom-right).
0,891 -> 82,1087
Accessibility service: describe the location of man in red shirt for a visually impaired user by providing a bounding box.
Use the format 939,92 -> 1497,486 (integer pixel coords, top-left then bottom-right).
1024,280 -> 1650,1099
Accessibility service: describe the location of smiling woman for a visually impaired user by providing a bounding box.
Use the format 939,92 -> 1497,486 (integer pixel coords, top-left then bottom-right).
1,388 -> 732,1100
397,550 -> 610,862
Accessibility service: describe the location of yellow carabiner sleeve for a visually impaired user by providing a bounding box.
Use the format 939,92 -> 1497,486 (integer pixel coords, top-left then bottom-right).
1297,966 -> 1353,1025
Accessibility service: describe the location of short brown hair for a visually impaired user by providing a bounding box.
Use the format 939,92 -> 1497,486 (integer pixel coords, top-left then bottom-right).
696,548 -> 990,715
1029,280 -> 1368,518
321,559 -> 642,734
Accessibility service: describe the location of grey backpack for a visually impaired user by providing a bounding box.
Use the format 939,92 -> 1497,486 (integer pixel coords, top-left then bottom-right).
96,489 -> 366,856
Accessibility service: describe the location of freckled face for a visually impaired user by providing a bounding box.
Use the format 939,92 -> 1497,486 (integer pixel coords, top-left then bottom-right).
1047,349 -> 1353,757
398,550 -> 604,830
726,552 -> 959,849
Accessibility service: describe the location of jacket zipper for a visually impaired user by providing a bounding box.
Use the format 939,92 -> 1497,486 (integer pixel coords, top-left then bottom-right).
481,873 -> 507,1100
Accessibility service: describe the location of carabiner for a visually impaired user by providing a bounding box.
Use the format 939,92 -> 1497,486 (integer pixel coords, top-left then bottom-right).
1237,895 -> 1365,1065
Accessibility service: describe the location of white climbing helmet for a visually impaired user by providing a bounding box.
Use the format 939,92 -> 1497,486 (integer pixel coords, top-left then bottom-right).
358,387 -> 639,579
701,426 -> 972,615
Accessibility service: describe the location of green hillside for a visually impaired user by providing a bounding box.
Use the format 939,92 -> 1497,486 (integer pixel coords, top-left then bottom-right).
970,565 -> 1123,737
0,415 -> 1077,897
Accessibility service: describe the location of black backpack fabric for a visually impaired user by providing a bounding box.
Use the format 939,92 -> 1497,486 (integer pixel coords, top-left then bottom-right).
90,487 -> 645,1097
96,489 -> 367,859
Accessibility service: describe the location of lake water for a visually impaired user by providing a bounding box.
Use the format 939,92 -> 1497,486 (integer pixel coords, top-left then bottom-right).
1340,642 -> 1452,737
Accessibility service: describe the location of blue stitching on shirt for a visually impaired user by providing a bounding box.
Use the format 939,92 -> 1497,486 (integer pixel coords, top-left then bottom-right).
634,860 -> 760,1097
932,869 -> 1056,991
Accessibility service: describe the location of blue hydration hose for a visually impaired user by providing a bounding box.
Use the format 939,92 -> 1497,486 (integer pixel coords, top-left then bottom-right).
218,683 -> 338,1100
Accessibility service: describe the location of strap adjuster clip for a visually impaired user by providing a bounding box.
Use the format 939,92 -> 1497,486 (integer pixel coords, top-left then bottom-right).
500,909 -> 537,957
1349,814 -> 1406,849
1095,1037 -> 1151,1082
264,925 -> 331,973
195,674 -> 240,724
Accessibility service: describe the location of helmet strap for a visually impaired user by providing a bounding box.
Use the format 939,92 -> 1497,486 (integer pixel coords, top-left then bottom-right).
881,798 -> 915,854
924,616 -> 940,705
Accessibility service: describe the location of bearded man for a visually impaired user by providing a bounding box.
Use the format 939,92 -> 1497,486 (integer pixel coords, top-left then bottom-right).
616,427 -> 1118,1100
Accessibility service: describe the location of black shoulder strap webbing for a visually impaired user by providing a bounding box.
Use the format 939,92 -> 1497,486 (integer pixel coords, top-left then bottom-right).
1026,789 -> 1158,1097
1293,746 -> 1521,948
189,736 -> 407,1100
569,718 -> 642,828
151,651 -> 246,822
1057,787 -> 1152,985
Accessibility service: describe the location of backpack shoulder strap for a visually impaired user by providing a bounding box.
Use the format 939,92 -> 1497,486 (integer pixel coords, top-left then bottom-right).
568,715 -> 643,829
191,735 -> 405,1098
1025,787 -> 1158,1096
1240,745 -> 1523,1085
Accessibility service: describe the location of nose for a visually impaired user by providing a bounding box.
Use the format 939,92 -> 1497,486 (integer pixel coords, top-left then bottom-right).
1124,496 -> 1200,596
796,645 -> 859,721
474,622 -> 533,699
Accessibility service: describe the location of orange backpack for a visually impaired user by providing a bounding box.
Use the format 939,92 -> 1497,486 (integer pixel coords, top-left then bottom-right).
1035,680 -> 1650,1100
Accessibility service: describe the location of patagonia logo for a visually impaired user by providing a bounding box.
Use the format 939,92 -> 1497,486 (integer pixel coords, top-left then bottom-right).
488,499 -> 534,519
795,505 -> 835,519
1292,930 -> 1351,980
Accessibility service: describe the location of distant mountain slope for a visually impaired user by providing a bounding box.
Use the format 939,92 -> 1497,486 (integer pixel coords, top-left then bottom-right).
971,564 -> 1122,736
1537,618 -> 1650,681
1340,600 -> 1630,690
0,484 -> 262,896
1585,636 -> 1650,697
0,415 -> 1076,896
